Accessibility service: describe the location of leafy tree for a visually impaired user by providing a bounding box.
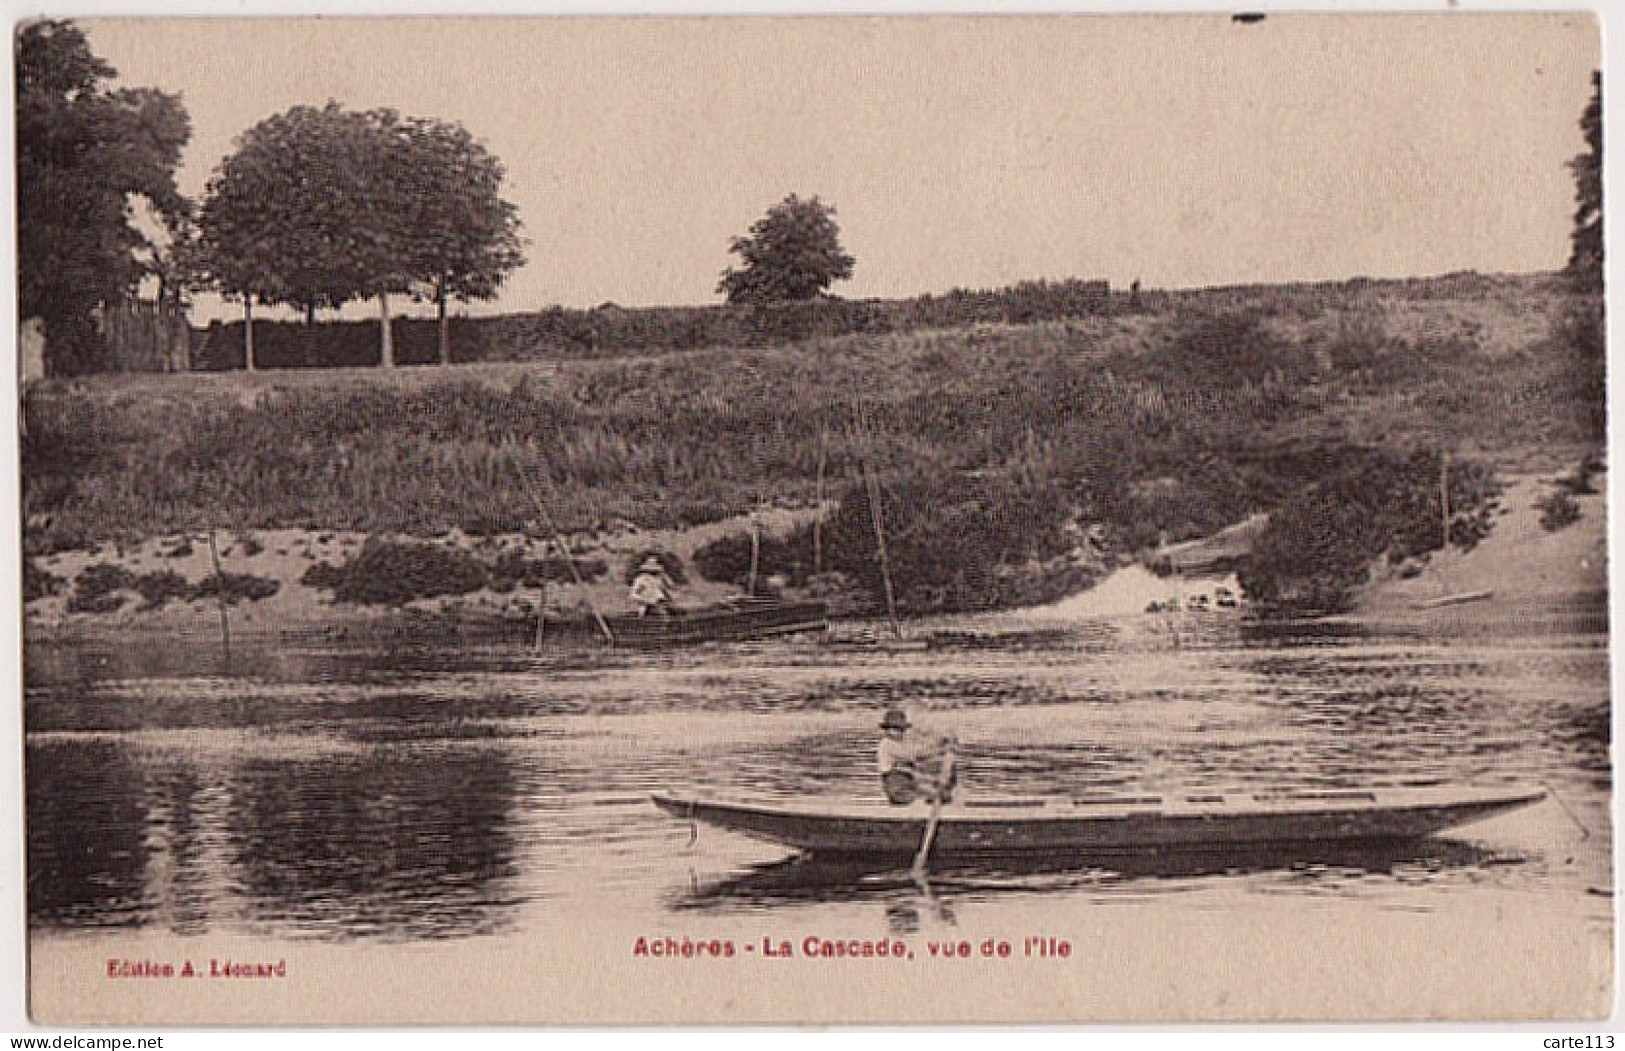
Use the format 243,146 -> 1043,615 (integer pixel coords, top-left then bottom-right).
398,118 -> 525,363
718,194 -> 855,305
16,20 -> 190,375
822,470 -> 1072,614
198,103 -> 408,366
199,104 -> 523,368
1567,71 -> 1602,290
1238,449 -> 1500,613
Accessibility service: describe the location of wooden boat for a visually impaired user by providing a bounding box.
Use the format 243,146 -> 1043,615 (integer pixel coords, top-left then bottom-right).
651,783 -> 1545,858
602,598 -> 828,648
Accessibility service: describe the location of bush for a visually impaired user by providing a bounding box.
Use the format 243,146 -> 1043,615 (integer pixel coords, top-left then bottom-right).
821,471 -> 1074,614
1148,310 -> 1307,390
189,571 -> 281,605
489,550 -> 609,589
1555,454 -> 1604,496
68,563 -> 136,613
134,569 -> 191,610
1537,491 -> 1582,532
692,527 -> 818,588
329,536 -> 489,606
1326,313 -> 1389,374
23,558 -> 62,602
301,560 -> 350,591
1239,448 -> 1501,613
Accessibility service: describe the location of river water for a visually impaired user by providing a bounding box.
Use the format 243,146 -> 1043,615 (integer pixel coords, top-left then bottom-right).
23,617 -> 1614,1022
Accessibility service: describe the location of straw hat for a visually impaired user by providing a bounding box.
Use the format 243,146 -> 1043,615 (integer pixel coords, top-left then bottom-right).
639,556 -> 664,572
880,708 -> 910,732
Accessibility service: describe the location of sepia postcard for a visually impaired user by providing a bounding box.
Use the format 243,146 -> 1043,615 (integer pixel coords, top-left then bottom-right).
15,13 -> 1612,1026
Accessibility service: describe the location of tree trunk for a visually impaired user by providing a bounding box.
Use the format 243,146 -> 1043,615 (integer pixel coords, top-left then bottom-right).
243,296 -> 256,372
378,290 -> 394,368
437,281 -> 450,366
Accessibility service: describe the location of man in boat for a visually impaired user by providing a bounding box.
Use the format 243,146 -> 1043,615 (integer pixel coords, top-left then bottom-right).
630,556 -> 678,617
877,708 -> 957,805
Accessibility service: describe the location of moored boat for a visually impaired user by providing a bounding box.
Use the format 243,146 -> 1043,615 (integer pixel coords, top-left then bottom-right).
603,597 -> 828,648
651,783 -> 1545,859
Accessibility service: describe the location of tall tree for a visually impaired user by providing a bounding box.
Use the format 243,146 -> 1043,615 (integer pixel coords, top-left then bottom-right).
399,118 -> 525,364
718,194 -> 855,305
1567,71 -> 1603,290
199,103 -> 415,366
16,20 -> 190,375
199,103 -> 409,365
199,103 -> 523,368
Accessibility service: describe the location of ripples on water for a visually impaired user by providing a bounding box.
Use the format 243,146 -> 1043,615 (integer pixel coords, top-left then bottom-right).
24,622 -> 1612,943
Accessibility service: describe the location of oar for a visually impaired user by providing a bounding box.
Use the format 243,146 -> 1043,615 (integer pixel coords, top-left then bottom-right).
911,741 -> 956,883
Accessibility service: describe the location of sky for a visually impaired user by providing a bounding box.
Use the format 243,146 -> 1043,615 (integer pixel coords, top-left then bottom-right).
77,13 -> 1599,318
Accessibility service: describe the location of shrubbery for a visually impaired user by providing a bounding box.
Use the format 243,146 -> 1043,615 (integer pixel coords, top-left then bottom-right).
24,558 -> 62,602
67,563 -> 136,613
326,537 -> 489,606
133,569 -> 190,609
692,529 -> 817,588
1555,453 -> 1604,496
300,539 -> 611,605
190,571 -> 281,605
1238,449 -> 1500,613
1537,491 -> 1582,532
189,279 -> 1119,370
817,472 -> 1075,615
490,551 -> 609,590
300,560 -> 350,591
63,562 -> 281,613
1145,310 -> 1310,390
22,276 -> 1598,631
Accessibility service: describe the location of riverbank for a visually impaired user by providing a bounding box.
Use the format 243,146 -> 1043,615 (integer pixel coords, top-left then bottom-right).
22,505 -> 835,645
1350,470 -> 1608,633
26,465 -> 1607,649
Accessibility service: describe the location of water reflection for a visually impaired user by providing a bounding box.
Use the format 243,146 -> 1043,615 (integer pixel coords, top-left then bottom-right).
28,738 -> 526,941
668,837 -> 1525,916
228,750 -> 524,941
24,620 -> 1611,944
28,741 -> 152,929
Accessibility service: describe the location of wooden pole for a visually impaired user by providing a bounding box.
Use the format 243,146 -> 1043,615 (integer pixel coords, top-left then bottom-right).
911,741 -> 955,884
504,445 -> 615,644
206,530 -> 232,664
747,513 -> 761,596
852,397 -> 901,639
1440,450 -> 1451,548
864,458 -> 900,639
243,296 -> 255,373
378,290 -> 395,368
813,432 -> 827,575
438,280 -> 451,366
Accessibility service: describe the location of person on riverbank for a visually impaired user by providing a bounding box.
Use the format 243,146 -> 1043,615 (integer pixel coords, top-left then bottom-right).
877,708 -> 957,805
630,556 -> 677,617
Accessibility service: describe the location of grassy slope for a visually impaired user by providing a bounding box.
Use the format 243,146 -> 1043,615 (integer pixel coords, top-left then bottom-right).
22,272 -> 1604,625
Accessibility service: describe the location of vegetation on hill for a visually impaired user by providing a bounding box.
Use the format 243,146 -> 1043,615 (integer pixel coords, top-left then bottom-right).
22,273 -> 1603,616
1237,449 -> 1500,614
718,194 -> 855,305
188,276 -> 1119,369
